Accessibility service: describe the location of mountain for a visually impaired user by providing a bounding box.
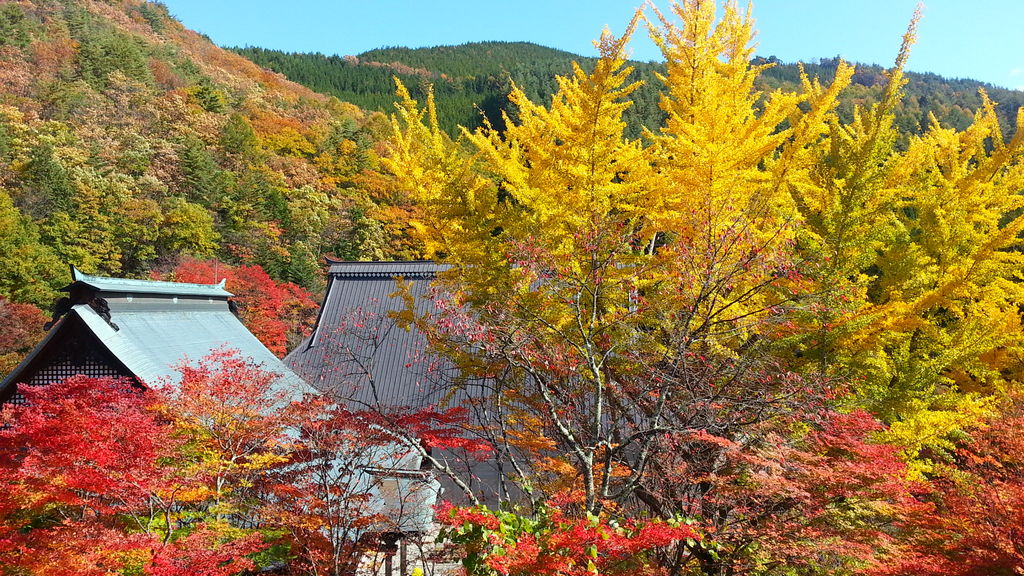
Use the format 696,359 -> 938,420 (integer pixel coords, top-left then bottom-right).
3,0 -> 1022,314
756,55 -> 1024,140
0,0 -> 400,312
234,42 -> 1024,141
233,42 -> 665,137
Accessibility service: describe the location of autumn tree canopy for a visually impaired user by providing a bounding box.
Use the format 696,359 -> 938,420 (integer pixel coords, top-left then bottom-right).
157,257 -> 319,356
0,349 -> 462,576
382,1 -> 1024,574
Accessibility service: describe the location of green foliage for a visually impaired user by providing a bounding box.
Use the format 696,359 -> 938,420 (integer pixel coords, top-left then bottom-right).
234,43 -> 664,137
0,4 -> 33,49
0,123 -> 10,160
332,202 -> 386,261
161,196 -> 219,257
19,142 -> 75,219
36,79 -> 95,120
188,79 -> 228,113
74,26 -> 155,89
0,189 -> 63,309
237,42 -> 1023,144
220,113 -> 258,157
178,136 -> 232,206
134,1 -> 170,34
39,167 -> 124,275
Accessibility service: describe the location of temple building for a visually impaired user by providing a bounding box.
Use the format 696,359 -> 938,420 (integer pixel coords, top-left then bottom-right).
0,264 -> 441,565
286,259 -> 520,506
0,265 -> 312,406
286,260 -> 452,408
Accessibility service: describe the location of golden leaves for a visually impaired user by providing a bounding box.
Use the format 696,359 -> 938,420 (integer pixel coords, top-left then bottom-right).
384,0 -> 1024,477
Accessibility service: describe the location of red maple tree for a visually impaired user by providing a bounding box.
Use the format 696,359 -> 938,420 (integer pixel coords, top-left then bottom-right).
439,490 -> 699,576
157,257 -> 319,357
0,297 -> 46,374
0,374 -> 265,575
872,397 -> 1024,576
0,348 -> 489,575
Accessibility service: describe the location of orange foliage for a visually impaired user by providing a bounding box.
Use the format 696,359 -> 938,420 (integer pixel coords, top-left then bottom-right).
250,109 -> 317,157
0,297 -> 46,374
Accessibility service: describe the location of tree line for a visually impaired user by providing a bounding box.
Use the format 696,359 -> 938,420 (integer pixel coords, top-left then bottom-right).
234,40 -> 1024,144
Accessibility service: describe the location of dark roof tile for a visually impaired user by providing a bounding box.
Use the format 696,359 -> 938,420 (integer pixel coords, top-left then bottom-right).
286,261 -> 458,410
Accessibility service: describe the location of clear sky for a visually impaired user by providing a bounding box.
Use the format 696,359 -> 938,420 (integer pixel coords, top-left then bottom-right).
159,1 -> 1024,90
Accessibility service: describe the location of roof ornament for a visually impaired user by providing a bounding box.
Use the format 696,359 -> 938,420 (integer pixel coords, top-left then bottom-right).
43,297 -> 73,331
88,296 -> 119,331
44,265 -> 121,331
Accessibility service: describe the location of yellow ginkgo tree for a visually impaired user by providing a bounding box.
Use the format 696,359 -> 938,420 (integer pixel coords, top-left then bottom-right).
380,0 -> 1024,572
788,10 -> 1024,473
386,0 -> 885,515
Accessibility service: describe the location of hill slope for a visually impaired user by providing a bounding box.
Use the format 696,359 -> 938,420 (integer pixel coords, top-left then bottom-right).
234,42 -> 665,137
3,0 -> 1022,318
235,42 -> 1024,140
0,0 -> 398,311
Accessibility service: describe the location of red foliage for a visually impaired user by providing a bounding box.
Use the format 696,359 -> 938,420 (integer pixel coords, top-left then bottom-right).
439,491 -> 699,576
872,399 -> 1024,576
1,347 -> 492,574
0,376 -> 172,519
169,346 -> 300,436
146,529 -> 266,576
158,347 -> 304,527
760,409 -> 917,566
149,57 -> 185,90
0,297 -> 46,373
386,405 -> 494,456
635,404 -> 916,574
0,375 -> 264,575
158,257 -> 318,357
259,396 -> 393,576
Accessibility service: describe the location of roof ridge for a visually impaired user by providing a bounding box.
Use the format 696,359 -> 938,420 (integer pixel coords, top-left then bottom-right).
66,265 -> 233,297
325,260 -> 449,277
324,258 -> 441,265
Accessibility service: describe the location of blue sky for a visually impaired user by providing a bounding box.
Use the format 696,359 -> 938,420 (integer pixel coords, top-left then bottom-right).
160,1 -> 1024,90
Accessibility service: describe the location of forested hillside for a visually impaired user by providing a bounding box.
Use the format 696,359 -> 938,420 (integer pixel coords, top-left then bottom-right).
236,42 -> 1024,141
233,43 -> 665,137
0,0 -> 407,313
2,0 -> 1020,315
0,0 -> 443,363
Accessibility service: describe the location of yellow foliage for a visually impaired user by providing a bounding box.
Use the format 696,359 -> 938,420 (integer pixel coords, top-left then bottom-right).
880,394 -> 994,480
384,0 -> 1024,484
782,7 -> 1024,465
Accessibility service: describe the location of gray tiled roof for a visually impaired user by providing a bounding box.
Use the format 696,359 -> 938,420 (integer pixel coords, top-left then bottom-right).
284,261 -> 519,507
79,302 -> 312,397
1,272 -> 313,400
322,260 -> 444,278
285,260 -> 456,410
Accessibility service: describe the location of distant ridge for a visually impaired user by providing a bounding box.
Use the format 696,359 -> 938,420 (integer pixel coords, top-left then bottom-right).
232,42 -> 662,136
234,41 -> 1024,140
